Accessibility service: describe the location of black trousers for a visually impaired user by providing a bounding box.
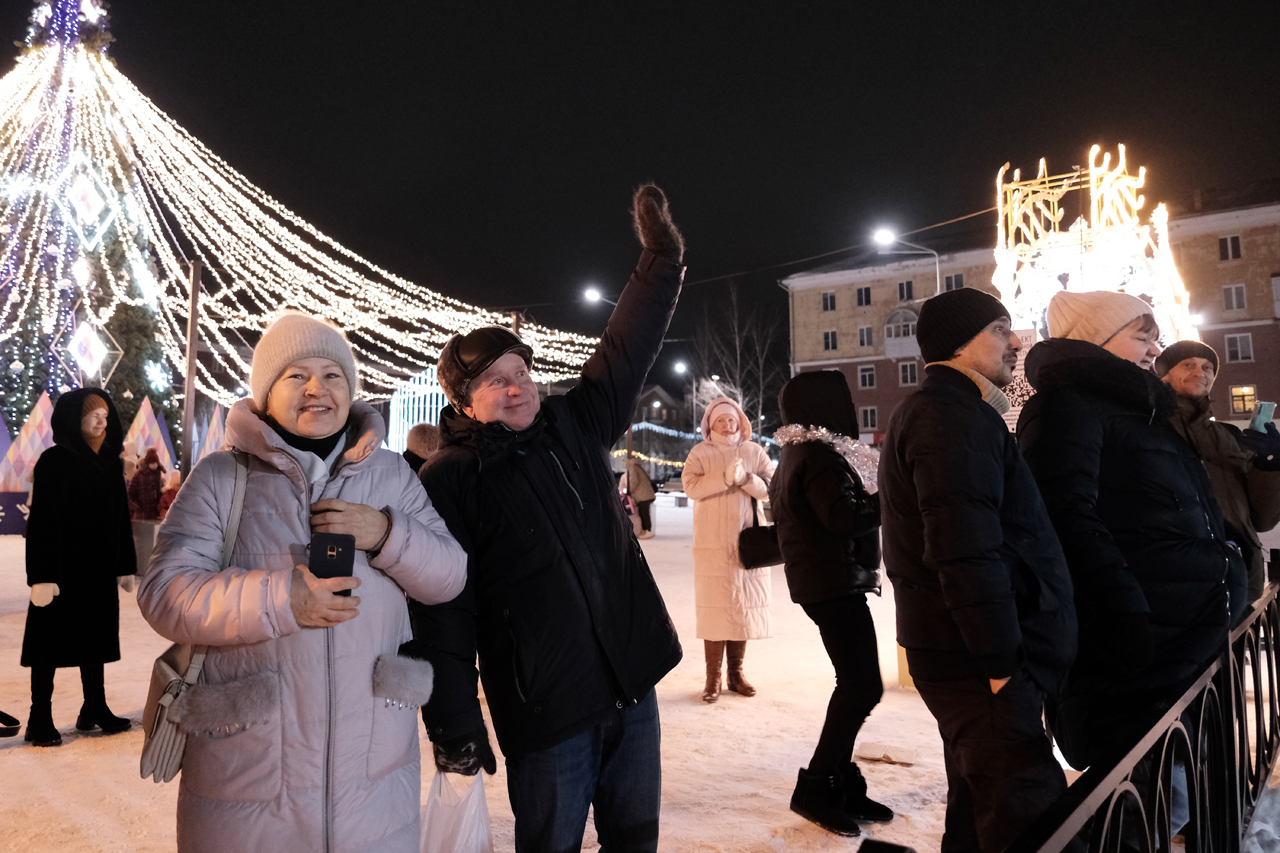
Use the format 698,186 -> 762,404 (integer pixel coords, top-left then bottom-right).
636,499 -> 653,532
30,664 -> 106,709
800,594 -> 883,775
911,664 -> 1071,853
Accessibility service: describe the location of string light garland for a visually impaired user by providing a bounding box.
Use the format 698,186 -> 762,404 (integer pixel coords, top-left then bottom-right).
0,0 -> 600,416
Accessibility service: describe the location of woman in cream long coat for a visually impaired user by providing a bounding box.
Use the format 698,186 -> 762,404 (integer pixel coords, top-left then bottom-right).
682,396 -> 775,703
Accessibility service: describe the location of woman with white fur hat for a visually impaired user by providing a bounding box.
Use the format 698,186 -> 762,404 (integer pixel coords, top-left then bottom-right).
1017,290 -> 1246,792
682,396 -> 775,703
139,311 -> 467,853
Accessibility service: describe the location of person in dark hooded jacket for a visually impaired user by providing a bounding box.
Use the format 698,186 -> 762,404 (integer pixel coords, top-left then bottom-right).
127,446 -> 166,519
879,288 -> 1078,853
1017,290 -> 1246,775
22,388 -> 137,746
410,185 -> 685,853
770,369 -> 891,837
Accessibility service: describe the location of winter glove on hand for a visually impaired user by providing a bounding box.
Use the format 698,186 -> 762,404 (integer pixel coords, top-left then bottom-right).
433,727 -> 497,776
631,184 -> 684,264
30,583 -> 59,607
118,575 -> 136,594
724,459 -> 747,487
1241,422 -> 1280,471
1087,610 -> 1154,676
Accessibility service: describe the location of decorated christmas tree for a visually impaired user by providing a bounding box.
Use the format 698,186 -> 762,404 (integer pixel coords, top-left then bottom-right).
0,0 -> 597,441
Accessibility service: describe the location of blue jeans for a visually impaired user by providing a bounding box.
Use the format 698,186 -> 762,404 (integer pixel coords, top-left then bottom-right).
506,689 -> 661,853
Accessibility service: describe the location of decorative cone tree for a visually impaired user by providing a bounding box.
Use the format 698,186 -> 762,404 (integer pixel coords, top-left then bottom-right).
0,0 -> 597,440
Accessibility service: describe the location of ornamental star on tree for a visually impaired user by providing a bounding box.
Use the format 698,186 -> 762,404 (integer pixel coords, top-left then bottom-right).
0,0 -> 597,442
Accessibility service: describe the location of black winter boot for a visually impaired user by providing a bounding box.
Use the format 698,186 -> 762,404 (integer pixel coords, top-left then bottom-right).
702,641 -> 725,703
76,664 -> 130,734
790,768 -> 861,836
726,641 -> 756,696
842,761 -> 894,823
25,704 -> 61,747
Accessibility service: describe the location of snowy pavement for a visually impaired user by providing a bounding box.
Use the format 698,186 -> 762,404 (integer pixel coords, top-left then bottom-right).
2,504 -> 1278,852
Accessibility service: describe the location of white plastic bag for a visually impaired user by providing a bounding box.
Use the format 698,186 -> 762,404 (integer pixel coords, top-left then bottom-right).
421,772 -> 494,853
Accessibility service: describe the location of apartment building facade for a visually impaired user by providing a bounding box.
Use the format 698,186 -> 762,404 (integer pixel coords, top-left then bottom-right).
782,200 -> 1280,440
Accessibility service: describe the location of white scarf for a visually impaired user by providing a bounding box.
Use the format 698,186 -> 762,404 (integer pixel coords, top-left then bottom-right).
709,431 -> 742,448
773,424 -> 879,494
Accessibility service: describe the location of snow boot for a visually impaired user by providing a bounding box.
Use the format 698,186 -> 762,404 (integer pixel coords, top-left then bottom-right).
842,761 -> 894,823
702,640 -> 725,703
790,768 -> 860,837
25,705 -> 61,747
76,664 -> 130,734
0,710 -> 19,738
725,641 -> 756,697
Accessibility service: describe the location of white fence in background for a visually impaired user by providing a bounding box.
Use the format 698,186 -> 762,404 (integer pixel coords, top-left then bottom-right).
387,366 -> 446,453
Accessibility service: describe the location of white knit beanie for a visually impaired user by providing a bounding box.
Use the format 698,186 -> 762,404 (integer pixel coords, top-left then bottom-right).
1047,290 -> 1153,346
250,312 -> 359,409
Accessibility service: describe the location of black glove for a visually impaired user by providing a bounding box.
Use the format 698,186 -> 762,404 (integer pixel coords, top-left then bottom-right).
432,727 -> 497,776
632,184 -> 684,264
1085,610 -> 1154,676
1240,422 -> 1280,471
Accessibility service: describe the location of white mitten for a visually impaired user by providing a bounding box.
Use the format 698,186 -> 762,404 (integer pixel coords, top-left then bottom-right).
118,575 -> 136,593
30,583 -> 60,607
724,459 -> 747,487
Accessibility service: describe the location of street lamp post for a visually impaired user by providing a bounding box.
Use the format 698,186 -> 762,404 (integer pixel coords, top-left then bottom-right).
874,229 -> 942,297
584,287 -> 618,307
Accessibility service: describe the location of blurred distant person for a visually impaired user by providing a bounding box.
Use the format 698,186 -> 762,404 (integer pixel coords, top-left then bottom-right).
127,447 -> 165,519
621,455 -> 657,538
23,389 -> 138,747
403,422 -> 441,475
1155,341 -> 1280,602
157,470 -> 181,519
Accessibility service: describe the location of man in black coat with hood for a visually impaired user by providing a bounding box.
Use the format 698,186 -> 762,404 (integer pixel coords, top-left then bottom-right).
878,288 -> 1078,853
410,185 -> 684,852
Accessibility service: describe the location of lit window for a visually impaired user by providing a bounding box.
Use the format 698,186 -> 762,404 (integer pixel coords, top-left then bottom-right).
1231,385 -> 1257,415
861,407 -> 877,430
899,361 -> 918,385
1219,235 -> 1242,261
945,274 -> 964,291
823,330 -> 838,351
898,280 -> 913,301
1226,333 -> 1254,362
821,291 -> 836,312
859,365 -> 875,389
1224,284 -> 1246,311
858,326 -> 873,347
856,286 -> 871,307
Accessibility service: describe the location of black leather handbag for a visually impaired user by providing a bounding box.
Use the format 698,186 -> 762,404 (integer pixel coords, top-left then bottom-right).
737,497 -> 784,569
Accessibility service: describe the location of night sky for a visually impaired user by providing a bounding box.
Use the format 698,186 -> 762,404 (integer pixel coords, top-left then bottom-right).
3,1 -> 1276,385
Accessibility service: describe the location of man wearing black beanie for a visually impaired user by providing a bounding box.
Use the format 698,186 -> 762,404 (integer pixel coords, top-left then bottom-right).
1157,340 -> 1280,601
878,289 -> 1080,851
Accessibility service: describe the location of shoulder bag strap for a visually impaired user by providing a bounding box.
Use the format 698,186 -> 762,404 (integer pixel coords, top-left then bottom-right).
185,450 -> 249,686
749,496 -> 761,528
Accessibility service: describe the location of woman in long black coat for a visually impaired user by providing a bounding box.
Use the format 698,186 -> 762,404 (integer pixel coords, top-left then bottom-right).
769,370 -> 890,837
22,388 -> 137,746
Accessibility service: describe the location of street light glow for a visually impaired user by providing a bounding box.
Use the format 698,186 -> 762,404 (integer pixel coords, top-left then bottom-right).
674,361 -> 687,374
584,287 -> 602,303
873,228 -> 896,246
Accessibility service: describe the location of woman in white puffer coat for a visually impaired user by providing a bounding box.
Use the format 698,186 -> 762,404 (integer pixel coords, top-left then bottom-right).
139,313 -> 467,853
682,396 -> 775,704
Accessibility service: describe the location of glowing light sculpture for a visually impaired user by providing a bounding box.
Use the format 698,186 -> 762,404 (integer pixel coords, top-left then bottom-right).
992,144 -> 1197,345
0,0 -> 599,427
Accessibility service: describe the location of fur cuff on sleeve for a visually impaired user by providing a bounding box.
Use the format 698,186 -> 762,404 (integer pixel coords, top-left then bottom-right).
373,653 -> 434,710
171,672 -> 279,738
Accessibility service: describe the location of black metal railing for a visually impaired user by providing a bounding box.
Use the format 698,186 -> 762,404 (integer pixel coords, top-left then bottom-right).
1009,573 -> 1280,853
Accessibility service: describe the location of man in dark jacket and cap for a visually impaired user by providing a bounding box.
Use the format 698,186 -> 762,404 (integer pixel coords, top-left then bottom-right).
878,288 -> 1078,853
410,185 -> 685,852
1156,340 -> 1280,602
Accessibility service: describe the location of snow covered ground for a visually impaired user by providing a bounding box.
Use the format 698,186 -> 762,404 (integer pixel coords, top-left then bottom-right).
1,502 -> 1278,852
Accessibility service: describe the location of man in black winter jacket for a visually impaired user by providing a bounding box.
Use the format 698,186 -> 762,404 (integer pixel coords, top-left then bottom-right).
878,288 -> 1078,853
410,185 -> 685,852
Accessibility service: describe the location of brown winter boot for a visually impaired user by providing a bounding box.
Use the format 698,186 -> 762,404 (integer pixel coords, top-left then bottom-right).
726,641 -> 756,697
702,641 -> 725,703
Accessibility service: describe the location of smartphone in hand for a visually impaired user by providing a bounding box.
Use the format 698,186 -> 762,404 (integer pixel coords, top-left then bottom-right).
309,532 -> 356,596
1248,401 -> 1276,433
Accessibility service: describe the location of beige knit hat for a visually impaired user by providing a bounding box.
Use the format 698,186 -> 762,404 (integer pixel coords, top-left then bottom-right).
250,312 -> 359,409
1047,290 -> 1153,346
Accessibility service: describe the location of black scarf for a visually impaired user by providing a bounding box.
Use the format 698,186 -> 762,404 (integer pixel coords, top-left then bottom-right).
270,416 -> 350,459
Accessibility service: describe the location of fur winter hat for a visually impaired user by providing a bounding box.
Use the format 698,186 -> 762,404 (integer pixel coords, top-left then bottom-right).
917,288 -> 1011,364
1154,340 -> 1219,378
250,312 -> 359,410
1047,290 -> 1152,346
700,396 -> 751,442
406,423 -> 441,459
